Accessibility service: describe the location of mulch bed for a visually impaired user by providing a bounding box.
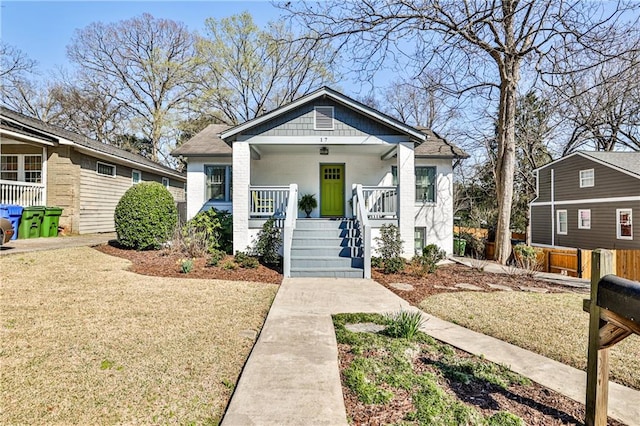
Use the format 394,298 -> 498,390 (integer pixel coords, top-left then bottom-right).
94,241 -> 282,285
373,262 -> 587,305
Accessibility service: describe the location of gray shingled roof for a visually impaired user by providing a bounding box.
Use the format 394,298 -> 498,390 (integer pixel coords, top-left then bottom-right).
171,123 -> 232,157
1,107 -> 185,180
580,151 -> 640,178
414,127 -> 469,158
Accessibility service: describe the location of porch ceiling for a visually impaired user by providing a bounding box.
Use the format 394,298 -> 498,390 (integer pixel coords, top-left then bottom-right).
250,144 -> 394,157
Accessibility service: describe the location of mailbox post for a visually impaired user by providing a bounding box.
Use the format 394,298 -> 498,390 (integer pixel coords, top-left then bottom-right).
585,249 -> 640,426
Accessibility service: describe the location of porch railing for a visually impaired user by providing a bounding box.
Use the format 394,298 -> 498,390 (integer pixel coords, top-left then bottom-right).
0,180 -> 45,206
353,184 -> 372,279
362,185 -> 397,218
249,185 -> 290,218
282,184 -> 298,278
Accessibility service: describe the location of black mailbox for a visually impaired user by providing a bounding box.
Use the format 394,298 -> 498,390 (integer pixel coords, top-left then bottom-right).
597,274 -> 640,324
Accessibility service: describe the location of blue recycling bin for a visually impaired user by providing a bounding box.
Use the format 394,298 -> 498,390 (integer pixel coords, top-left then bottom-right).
0,204 -> 23,240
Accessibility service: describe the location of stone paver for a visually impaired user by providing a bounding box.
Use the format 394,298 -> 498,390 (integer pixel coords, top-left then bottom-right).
389,282 -> 414,291
222,277 -> 639,426
345,322 -> 386,333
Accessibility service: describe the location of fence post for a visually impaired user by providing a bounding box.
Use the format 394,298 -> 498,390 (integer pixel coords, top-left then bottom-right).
585,249 -> 614,426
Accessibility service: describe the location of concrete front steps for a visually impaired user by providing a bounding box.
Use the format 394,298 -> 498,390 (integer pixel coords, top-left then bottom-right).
290,218 -> 364,278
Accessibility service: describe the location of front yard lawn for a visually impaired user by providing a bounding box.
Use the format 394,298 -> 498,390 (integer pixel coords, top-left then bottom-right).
0,247 -> 278,425
420,291 -> 640,390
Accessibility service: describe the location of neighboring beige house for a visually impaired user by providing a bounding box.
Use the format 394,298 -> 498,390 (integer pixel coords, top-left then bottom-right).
172,87 -> 468,278
0,107 -> 186,234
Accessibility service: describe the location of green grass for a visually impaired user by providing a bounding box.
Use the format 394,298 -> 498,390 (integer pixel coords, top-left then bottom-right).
420,292 -> 640,390
334,313 -> 528,425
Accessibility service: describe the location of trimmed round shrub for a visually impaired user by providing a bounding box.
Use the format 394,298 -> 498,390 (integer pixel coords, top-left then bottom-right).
114,182 -> 178,250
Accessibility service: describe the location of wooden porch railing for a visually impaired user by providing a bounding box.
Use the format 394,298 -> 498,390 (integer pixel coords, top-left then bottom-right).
362,185 -> 397,218
0,180 -> 45,206
249,186 -> 290,218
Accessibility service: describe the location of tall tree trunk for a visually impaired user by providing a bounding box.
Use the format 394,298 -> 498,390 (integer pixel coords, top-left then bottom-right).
494,58 -> 520,264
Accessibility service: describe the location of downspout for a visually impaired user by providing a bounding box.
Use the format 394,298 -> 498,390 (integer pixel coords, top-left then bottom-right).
551,169 -> 555,247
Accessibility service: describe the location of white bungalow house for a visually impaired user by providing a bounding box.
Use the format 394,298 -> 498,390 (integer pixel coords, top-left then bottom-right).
172,87 -> 468,278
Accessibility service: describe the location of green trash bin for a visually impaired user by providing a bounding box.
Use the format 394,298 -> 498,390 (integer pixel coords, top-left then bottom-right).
41,207 -> 63,237
18,206 -> 45,239
453,237 -> 467,256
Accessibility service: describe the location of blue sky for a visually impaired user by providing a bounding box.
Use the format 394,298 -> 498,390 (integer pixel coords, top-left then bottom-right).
1,1 -> 283,73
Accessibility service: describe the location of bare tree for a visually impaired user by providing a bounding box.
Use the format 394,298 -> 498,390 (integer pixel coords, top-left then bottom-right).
194,12 -> 336,124
66,13 -> 199,162
283,0 -> 639,263
547,40 -> 640,153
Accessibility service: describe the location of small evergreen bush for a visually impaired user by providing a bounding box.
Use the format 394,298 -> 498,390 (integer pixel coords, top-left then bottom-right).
415,244 -> 446,274
235,251 -> 259,269
183,208 -> 233,254
114,182 -> 178,250
374,224 -> 405,274
207,249 -> 226,267
255,217 -> 281,265
179,258 -> 194,274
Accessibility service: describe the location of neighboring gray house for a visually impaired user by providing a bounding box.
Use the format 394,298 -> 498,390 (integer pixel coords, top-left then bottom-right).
529,151 -> 640,250
172,87 -> 468,278
0,107 -> 186,234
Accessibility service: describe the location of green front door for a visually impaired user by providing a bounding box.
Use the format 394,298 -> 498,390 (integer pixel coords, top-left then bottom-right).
320,164 -> 345,217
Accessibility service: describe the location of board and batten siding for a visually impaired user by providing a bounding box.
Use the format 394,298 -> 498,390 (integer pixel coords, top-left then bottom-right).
245,100 -> 404,137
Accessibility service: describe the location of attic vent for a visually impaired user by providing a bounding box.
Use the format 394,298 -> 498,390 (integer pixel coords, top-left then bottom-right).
314,106 -> 334,130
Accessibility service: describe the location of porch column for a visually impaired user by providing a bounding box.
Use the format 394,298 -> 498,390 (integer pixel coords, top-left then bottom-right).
233,141 -> 251,253
397,142 -> 415,258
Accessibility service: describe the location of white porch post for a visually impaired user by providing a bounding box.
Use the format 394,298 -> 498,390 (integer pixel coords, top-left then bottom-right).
41,146 -> 47,205
398,142 -> 415,258
233,141 -> 251,253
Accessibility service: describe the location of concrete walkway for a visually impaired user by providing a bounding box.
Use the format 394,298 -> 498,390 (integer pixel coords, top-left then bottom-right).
222,277 -> 639,426
0,232 -> 116,255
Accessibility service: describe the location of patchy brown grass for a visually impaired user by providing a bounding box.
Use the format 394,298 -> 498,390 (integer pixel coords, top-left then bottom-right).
0,247 -> 278,425
420,292 -> 640,390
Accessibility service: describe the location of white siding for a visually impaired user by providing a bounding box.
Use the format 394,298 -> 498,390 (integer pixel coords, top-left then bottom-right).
413,158 -> 454,254
79,168 -> 130,234
185,157 -> 233,220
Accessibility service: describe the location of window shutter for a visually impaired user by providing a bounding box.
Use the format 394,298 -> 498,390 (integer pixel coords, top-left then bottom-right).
315,106 -> 334,130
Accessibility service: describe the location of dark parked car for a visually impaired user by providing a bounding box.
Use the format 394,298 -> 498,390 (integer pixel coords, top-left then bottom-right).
1,218 -> 14,245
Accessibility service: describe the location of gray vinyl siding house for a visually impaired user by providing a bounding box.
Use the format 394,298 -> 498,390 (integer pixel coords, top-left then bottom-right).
1,107 -> 186,234
530,151 -> 640,250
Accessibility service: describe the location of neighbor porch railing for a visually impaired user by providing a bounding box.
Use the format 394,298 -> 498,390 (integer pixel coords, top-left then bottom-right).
249,185 -> 290,217
282,184 -> 298,278
353,184 -> 371,279
362,185 -> 397,218
0,180 -> 45,206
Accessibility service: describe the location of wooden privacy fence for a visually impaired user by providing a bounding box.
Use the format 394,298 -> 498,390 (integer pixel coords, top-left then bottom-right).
532,247 -> 640,282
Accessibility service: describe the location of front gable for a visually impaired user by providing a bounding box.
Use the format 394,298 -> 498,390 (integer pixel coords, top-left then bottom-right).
221,87 -> 425,144
243,99 -> 405,138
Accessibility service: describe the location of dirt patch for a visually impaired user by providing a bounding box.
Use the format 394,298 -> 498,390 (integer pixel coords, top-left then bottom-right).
373,262 -> 586,305
95,241 -> 283,285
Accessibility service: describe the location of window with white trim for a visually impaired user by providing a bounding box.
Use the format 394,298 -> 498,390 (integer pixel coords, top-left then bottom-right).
132,170 -> 142,184
205,165 -> 232,202
314,106 -> 334,130
1,154 -> 42,182
162,177 -> 170,188
414,227 -> 426,255
617,209 -> 632,240
578,209 -> 591,229
416,166 -> 436,202
579,169 -> 594,187
96,161 -> 116,177
557,210 -> 568,235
